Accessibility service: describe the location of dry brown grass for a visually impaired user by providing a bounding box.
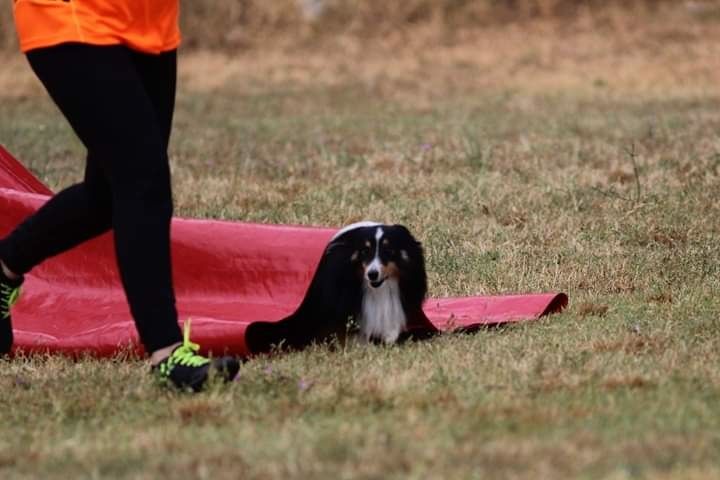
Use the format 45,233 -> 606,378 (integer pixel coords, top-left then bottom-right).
2,1 -> 713,58
7,0 -> 661,52
178,0 -> 680,50
5,2 -> 719,104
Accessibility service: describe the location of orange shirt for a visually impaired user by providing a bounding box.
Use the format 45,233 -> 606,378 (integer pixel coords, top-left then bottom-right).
13,0 -> 180,54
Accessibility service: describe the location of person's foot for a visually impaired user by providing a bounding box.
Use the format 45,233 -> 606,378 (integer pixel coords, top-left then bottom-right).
152,319 -> 241,392
0,265 -> 23,355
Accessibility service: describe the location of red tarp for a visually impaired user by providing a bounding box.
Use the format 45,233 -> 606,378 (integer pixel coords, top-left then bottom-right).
0,145 -> 567,357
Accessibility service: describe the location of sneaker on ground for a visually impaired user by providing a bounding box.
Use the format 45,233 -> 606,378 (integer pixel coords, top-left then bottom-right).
0,266 -> 22,355
152,319 -> 241,392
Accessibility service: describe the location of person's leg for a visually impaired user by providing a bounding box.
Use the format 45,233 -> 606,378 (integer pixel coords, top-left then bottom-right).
6,43 -> 182,353
0,48 -> 158,278
0,158 -> 112,277
130,49 -> 177,151
130,49 -> 183,362
1,44 -> 239,387
0,66 -> 114,355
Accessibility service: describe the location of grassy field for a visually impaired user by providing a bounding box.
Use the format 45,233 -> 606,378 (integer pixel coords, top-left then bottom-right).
2,6 -> 720,479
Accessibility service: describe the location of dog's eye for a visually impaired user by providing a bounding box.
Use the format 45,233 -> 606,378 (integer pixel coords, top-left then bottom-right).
360,247 -> 371,257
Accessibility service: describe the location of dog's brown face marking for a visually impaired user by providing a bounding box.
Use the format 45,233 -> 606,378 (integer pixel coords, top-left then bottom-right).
385,261 -> 400,279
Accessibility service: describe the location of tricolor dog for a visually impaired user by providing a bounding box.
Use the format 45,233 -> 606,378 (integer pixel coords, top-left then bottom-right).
246,222 -> 428,352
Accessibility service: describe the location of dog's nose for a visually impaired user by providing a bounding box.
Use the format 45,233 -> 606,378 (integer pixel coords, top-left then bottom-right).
367,269 -> 379,281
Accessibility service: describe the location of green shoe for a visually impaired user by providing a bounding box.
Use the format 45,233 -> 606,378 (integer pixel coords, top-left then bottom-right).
0,267 -> 22,355
152,319 -> 240,392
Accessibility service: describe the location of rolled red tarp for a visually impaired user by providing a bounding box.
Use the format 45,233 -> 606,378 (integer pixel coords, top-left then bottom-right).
0,145 -> 567,357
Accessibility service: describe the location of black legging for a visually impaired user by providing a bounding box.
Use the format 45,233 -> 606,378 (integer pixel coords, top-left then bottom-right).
0,43 -> 182,352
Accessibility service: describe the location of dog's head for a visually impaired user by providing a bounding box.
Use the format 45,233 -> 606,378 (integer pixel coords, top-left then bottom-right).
330,222 -> 426,291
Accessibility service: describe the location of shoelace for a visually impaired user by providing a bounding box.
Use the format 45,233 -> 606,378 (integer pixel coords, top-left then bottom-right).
159,319 -> 210,376
0,284 -> 20,320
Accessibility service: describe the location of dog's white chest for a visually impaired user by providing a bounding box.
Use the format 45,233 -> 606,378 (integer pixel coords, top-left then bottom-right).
358,278 -> 406,343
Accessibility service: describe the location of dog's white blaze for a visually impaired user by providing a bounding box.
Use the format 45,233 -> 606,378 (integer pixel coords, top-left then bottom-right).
365,227 -> 385,279
359,277 -> 406,344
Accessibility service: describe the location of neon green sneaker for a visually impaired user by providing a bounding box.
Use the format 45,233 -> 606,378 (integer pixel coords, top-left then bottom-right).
0,268 -> 22,355
152,319 -> 241,392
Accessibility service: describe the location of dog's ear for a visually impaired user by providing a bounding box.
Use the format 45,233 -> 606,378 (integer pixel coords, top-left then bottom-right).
392,224 -> 428,310
324,239 -> 350,256
390,224 -> 412,235
391,224 -> 423,248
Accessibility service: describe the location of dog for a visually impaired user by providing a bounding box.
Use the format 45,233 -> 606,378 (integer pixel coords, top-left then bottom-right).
245,221 -> 428,353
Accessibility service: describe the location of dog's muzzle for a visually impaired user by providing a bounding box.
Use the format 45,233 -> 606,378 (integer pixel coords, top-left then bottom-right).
367,269 -> 385,288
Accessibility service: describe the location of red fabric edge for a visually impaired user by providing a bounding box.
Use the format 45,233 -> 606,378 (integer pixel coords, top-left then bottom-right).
1,145 -> 569,357
0,145 -> 54,196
